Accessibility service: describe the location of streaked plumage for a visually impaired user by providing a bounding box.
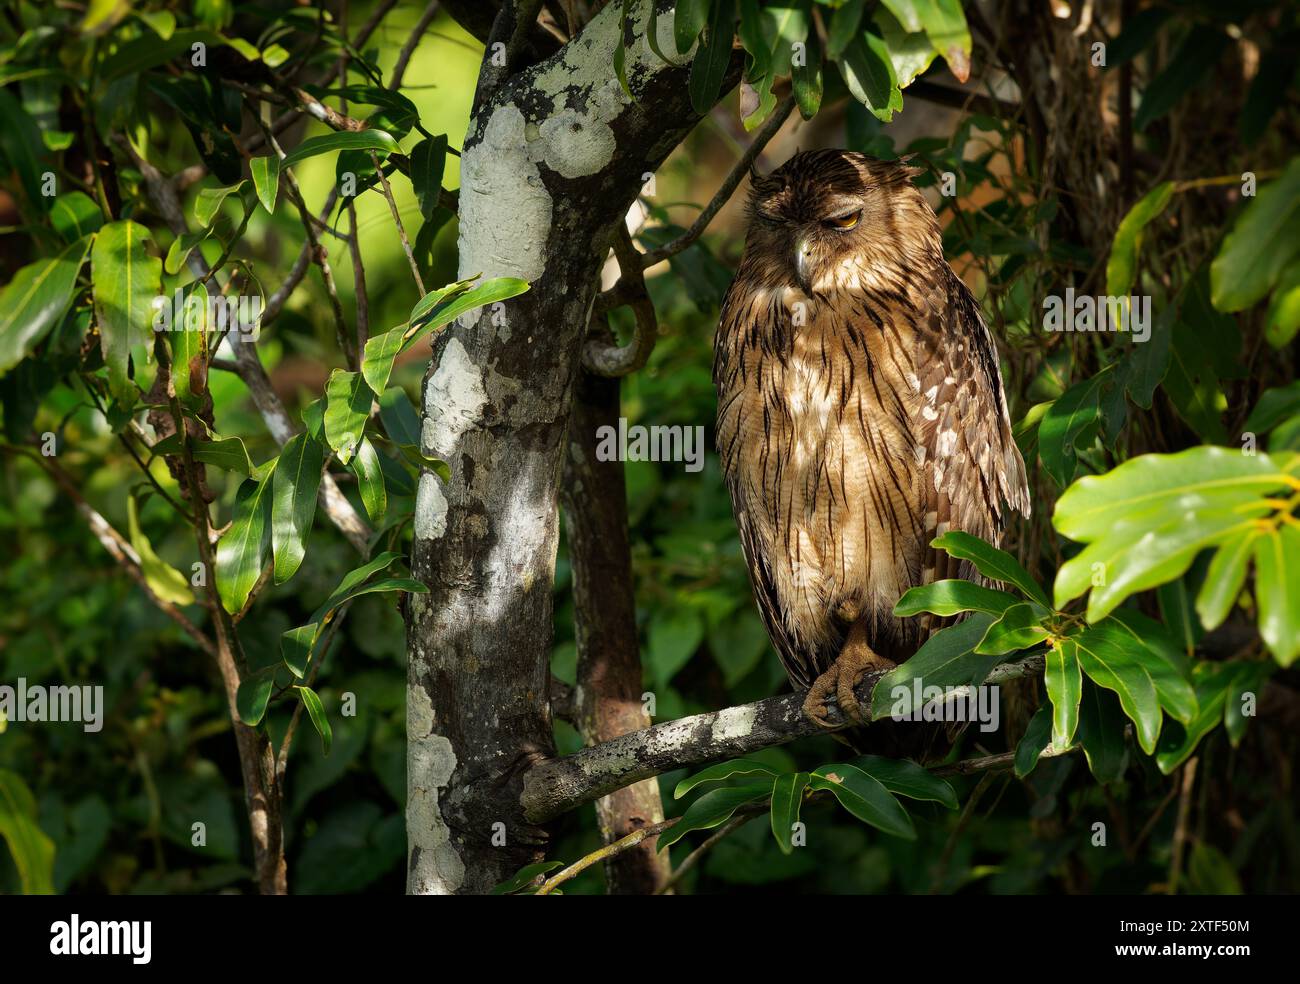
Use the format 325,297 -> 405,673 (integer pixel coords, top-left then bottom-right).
713,150 -> 1029,715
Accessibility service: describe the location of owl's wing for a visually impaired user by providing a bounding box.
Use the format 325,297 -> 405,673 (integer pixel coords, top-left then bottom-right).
731,499 -> 821,691
914,268 -> 1031,594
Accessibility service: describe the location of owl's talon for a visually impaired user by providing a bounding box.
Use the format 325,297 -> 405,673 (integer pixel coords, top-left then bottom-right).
802,667 -> 841,729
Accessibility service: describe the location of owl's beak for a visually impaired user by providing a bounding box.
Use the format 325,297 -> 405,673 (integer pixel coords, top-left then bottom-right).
794,236 -> 814,294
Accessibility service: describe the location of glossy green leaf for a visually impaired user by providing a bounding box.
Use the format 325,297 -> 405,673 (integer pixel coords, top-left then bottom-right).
92,221 -> 162,408
1211,157 -> 1300,313
1039,368 -> 1109,487
409,135 -> 448,221
281,622 -> 319,679
0,769 -> 55,894
673,758 -> 777,800
840,32 -> 900,122
378,386 -> 421,447
1196,530 -> 1259,631
791,24 -> 822,120
1254,524 -> 1300,665
871,613 -> 998,719
930,530 -> 1050,607
1062,623 -> 1161,755
851,755 -> 958,809
674,0 -> 711,55
769,771 -> 809,854
1076,679 -> 1129,782
0,235 -> 91,373
810,764 -> 915,840
1106,182 -> 1175,298
1014,705 -> 1052,778
271,432 -> 323,583
1103,609 -> 1198,724
215,468 -> 276,613
976,602 -> 1050,656
280,129 -> 399,169
827,0 -> 866,58
250,155 -> 280,213
894,579 -> 1021,618
350,437 -> 387,525
298,686 -> 332,755
1044,637 -> 1082,747
126,493 -> 193,606
404,277 -> 531,349
324,369 -> 371,465
491,861 -> 565,895
658,782 -> 773,852
873,7 -> 937,89
236,666 -> 276,726
49,192 -> 103,242
360,326 -> 404,397
689,0 -> 737,116
193,181 -> 249,228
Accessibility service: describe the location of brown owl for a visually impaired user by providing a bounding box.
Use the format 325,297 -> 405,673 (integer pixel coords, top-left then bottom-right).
713,149 -> 1030,731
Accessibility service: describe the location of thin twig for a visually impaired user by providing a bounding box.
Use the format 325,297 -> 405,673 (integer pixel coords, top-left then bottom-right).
535,816 -> 678,895
656,808 -> 764,895
370,150 -> 426,294
390,1 -> 443,89
638,94 -> 795,270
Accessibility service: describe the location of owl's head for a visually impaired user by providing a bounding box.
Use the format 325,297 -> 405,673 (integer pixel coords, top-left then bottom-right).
743,150 -> 939,296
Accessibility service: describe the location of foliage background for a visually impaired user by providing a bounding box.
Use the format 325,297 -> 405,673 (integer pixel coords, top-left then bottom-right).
1,0 -> 1298,894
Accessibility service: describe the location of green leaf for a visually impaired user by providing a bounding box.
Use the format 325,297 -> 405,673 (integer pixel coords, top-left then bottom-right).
280,129 -> 399,169
360,326 -> 405,397
1076,679 -> 1129,782
1264,259 -> 1300,348
236,666 -> 276,726
49,192 -> 103,242
193,181 -> 249,228
827,0 -> 866,59
126,493 -> 193,606
249,155 -> 280,213
298,686 -> 332,755
404,277 -> 532,349
689,0 -> 736,116
976,602 -> 1050,656
894,579 -> 1021,618
491,860 -> 565,895
839,32 -> 900,121
1062,623 -> 1161,755
1196,530 -> 1260,631
769,771 -> 809,854
673,758 -> 777,800
613,0 -> 633,97
1014,705 -> 1052,778
271,432 -> 323,583
281,622 -> 319,679
1039,369 -> 1109,487
871,613 -> 1000,719
674,0 -> 711,55
873,7 -> 937,89
930,530 -> 1050,607
0,235 -> 92,373
1104,609 -> 1198,724
164,228 -> 212,276
658,782 -> 773,852
0,769 -> 55,894
191,436 -> 255,476
910,0 -> 971,83
1210,157 -> 1300,313
1044,637 -> 1082,747
810,764 -> 915,840
1134,25 -> 1228,131
850,755 -> 958,809
1106,182 -> 1175,298
378,387 -> 421,447
791,23 -> 823,120
215,469 -> 276,613
92,221 -> 162,407
1052,447 -> 1290,619
350,437 -> 387,524
1254,524 -> 1300,666
324,369 -> 371,465
409,135 -> 448,221
1245,381 -> 1300,435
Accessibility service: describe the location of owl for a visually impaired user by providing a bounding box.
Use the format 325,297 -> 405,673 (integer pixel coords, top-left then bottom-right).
713,149 -> 1030,730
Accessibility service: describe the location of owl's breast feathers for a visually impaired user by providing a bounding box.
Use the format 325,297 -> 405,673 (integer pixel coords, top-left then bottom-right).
714,255 -> 1029,689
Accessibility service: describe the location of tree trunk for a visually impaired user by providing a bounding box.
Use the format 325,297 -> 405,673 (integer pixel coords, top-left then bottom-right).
561,347 -> 672,894
404,0 -> 735,894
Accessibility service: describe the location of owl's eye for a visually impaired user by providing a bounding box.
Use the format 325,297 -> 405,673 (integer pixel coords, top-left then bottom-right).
823,210 -> 861,231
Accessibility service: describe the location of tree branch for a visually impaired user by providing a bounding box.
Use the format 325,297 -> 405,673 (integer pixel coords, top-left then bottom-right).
637,93 -> 795,270
520,655 -> 1045,823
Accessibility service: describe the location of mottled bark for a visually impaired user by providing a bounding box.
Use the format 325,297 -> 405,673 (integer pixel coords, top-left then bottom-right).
561,349 -> 672,895
405,0 -> 738,894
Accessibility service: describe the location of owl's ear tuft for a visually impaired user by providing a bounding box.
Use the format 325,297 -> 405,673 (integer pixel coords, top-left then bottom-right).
895,154 -> 926,181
